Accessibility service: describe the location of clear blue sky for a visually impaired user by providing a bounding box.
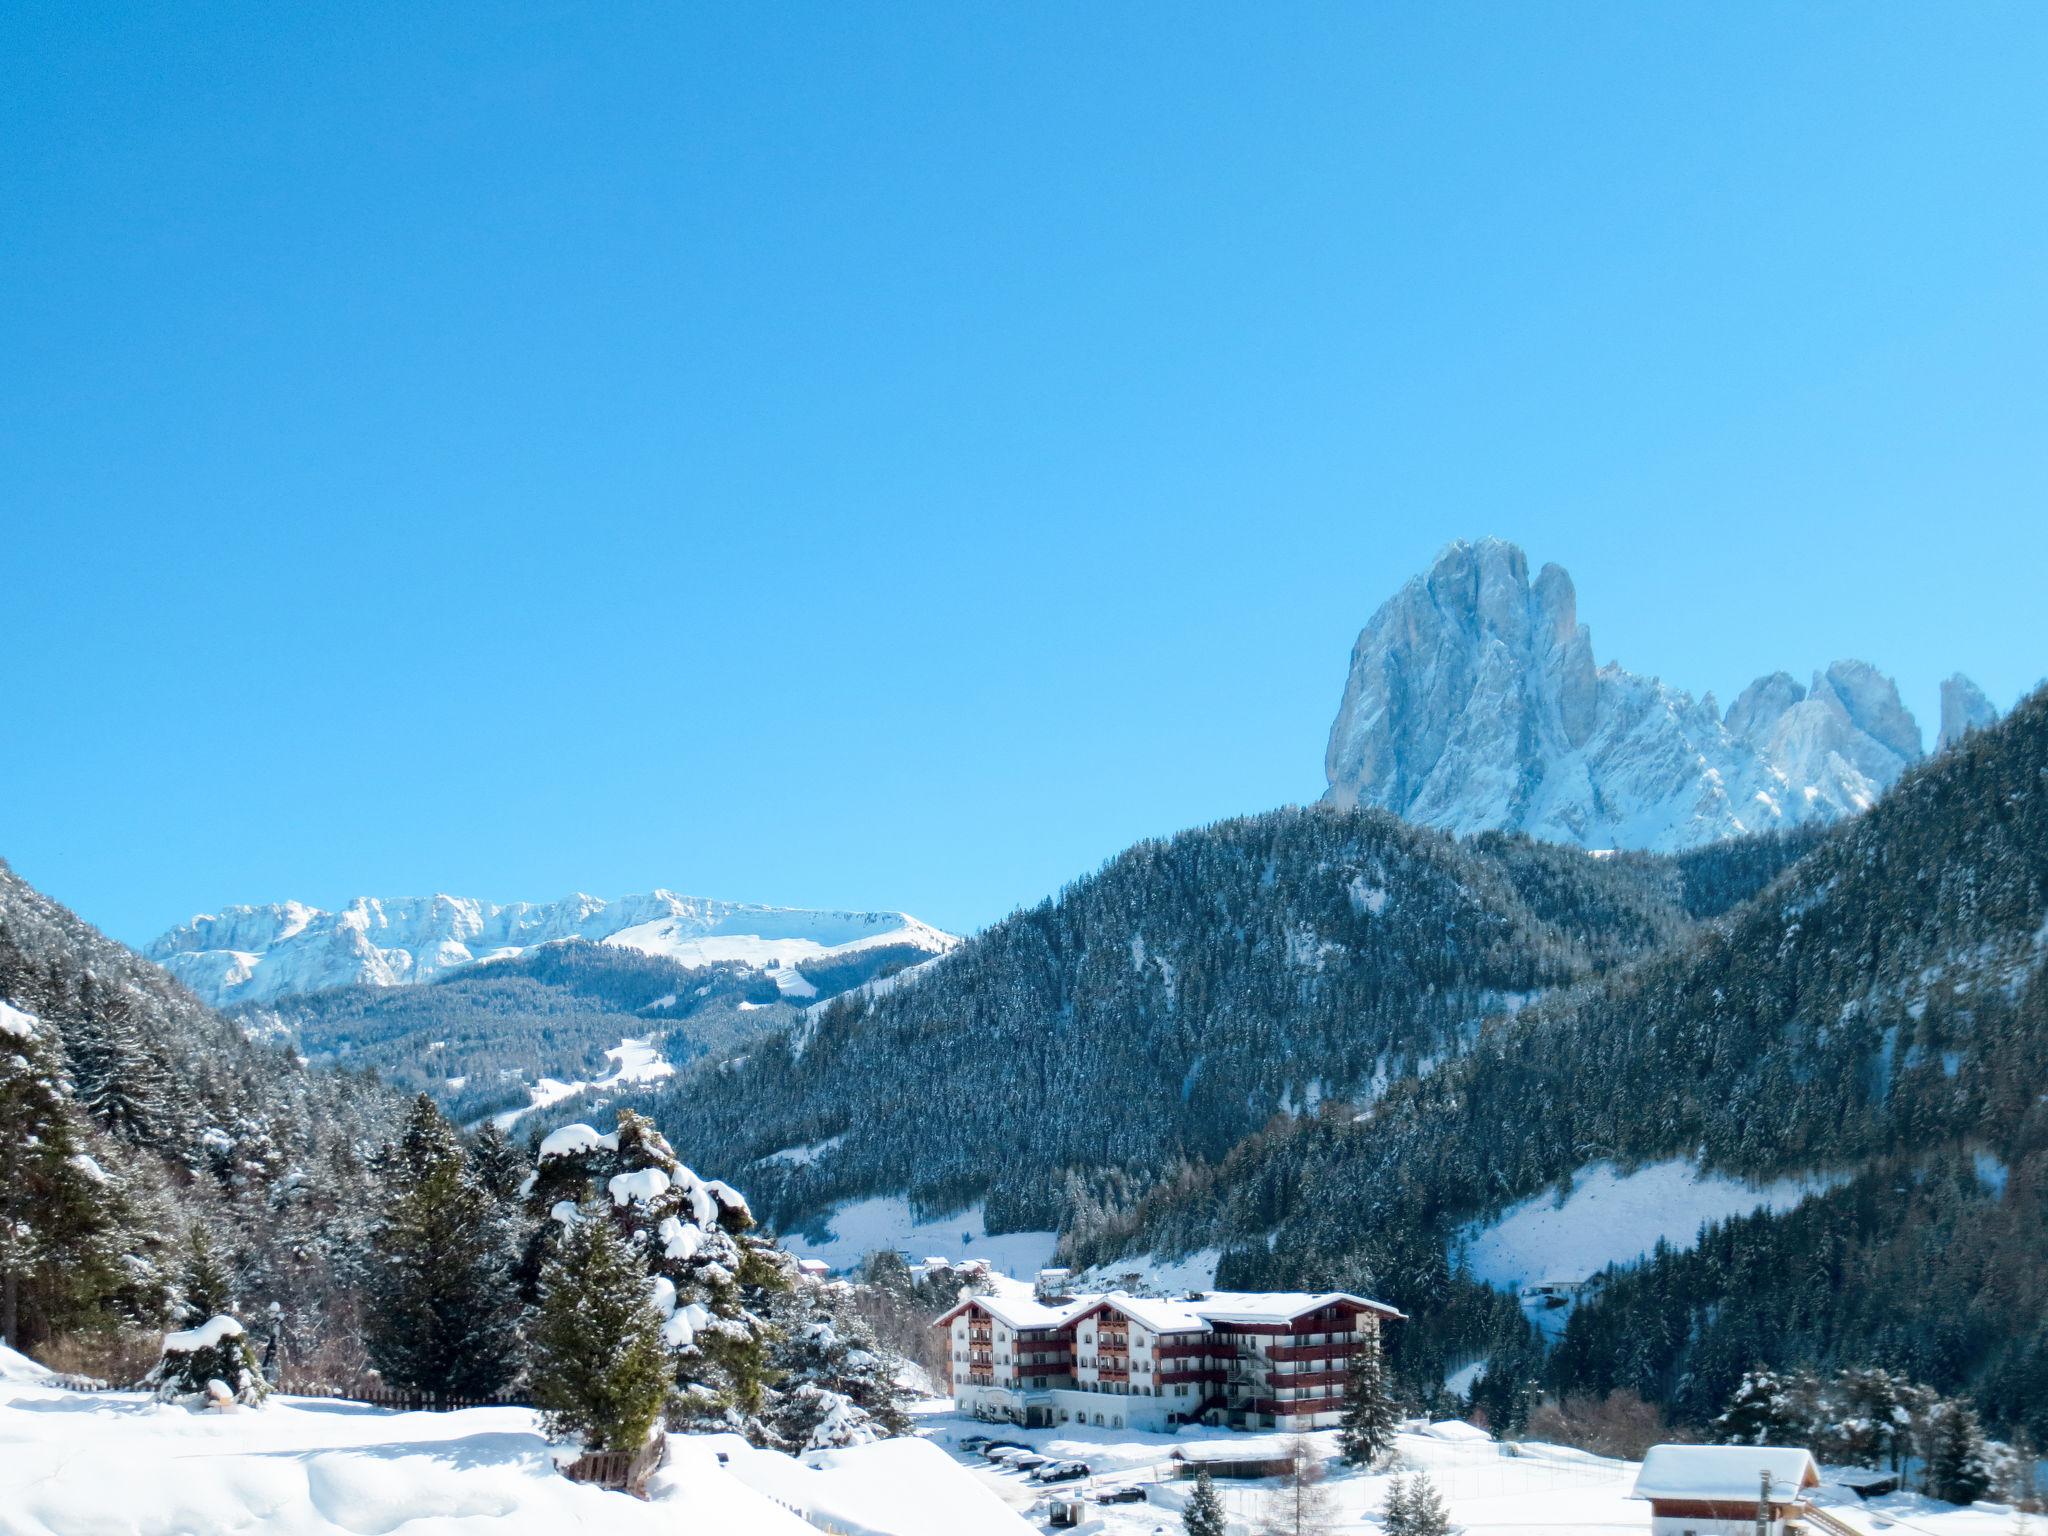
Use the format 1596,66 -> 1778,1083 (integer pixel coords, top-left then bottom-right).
5,3 -> 2045,947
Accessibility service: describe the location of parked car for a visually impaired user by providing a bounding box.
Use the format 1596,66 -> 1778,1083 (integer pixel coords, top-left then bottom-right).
1009,1454 -> 1050,1472
982,1444 -> 1032,1463
957,1435 -> 993,1455
1096,1485 -> 1147,1504
1032,1461 -> 1089,1484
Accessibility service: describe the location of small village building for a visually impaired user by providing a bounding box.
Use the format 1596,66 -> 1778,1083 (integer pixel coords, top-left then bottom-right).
1171,1443 -> 1299,1480
1631,1444 -> 1821,1536
934,1284 -> 1400,1433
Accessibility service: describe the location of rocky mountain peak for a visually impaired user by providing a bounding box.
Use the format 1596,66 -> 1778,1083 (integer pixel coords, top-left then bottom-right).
1938,673 -> 1999,750
1323,539 -> 1974,851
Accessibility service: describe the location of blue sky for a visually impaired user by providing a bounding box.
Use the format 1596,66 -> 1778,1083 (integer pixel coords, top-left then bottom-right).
4,3 -> 2045,946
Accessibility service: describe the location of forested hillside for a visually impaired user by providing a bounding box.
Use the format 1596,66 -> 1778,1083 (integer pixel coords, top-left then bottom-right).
1120,686 -> 2048,1431
0,859 -> 401,1364
649,810 -> 1816,1238
237,936 -> 935,1128
238,942 -> 801,1127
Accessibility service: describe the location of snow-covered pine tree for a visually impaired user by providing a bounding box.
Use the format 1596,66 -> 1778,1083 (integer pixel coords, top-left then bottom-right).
147,1314 -> 269,1408
523,1111 -> 785,1437
526,1199 -> 671,1452
0,997 -> 130,1350
466,1120 -> 528,1203
1183,1466 -> 1227,1536
1925,1398 -> 1997,1505
763,1274 -> 912,1449
175,1222 -> 237,1328
365,1095 -> 519,1399
1380,1474 -> 1415,1533
1831,1366 -> 1926,1471
63,975 -> 172,1145
1340,1331 -> 1397,1466
1391,1470 -> 1452,1536
1710,1367 -> 1813,1445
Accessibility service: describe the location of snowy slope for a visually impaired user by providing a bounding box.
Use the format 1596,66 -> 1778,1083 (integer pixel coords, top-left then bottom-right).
147,890 -> 958,1006
1456,1157 -> 1845,1311
1324,538 -> 1998,850
780,1196 -> 1059,1278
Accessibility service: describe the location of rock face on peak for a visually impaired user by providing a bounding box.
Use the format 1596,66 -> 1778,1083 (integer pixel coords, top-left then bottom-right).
1323,539 -> 1936,850
146,891 -> 958,1007
1938,672 -> 2000,750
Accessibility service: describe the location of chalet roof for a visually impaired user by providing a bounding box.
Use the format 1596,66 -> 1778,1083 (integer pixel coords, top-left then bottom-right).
935,1281 -> 1404,1333
933,1291 -> 1095,1332
1190,1290 -> 1404,1325
1632,1445 -> 1819,1504
1072,1294 -> 1211,1334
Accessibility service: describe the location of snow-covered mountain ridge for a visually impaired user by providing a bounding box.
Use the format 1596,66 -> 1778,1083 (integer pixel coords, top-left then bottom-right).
146,890 -> 959,1007
1324,537 -> 2001,850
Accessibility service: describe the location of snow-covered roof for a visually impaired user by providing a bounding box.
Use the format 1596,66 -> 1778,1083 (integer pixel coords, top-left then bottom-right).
1632,1445 -> 1819,1503
1420,1420 -> 1494,1443
1085,1295 -> 1210,1334
1187,1290 -> 1404,1325
937,1285 -> 1402,1333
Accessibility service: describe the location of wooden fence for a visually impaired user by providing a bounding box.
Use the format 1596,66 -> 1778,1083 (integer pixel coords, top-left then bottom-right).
273,1381 -> 531,1413
561,1434 -> 667,1499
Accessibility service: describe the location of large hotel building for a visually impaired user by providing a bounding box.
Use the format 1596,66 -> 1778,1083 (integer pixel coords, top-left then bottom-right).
935,1271 -> 1400,1433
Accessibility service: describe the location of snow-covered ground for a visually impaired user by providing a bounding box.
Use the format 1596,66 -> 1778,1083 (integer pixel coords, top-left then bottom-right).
781,1197 -> 1060,1278
1068,1248 -> 1224,1293
0,1373 -> 1025,1536
909,1400 -> 2013,1536
489,1036 -> 675,1131
1,1365 -> 2014,1536
1456,1157 -> 1846,1334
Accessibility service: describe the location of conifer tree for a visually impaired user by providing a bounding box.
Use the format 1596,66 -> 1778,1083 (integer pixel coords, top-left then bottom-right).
366,1095 -> 518,1399
0,997 -> 126,1349
1183,1466 -> 1227,1536
1925,1399 -> 1996,1506
466,1121 -> 528,1203
175,1222 -> 237,1327
1340,1332 -> 1397,1466
523,1110 -> 784,1435
1711,1368 -> 1812,1445
148,1314 -> 269,1407
526,1201 -> 671,1452
1381,1474 -> 1414,1534
65,978 -> 171,1145
764,1277 -> 911,1449
1390,1470 -> 1451,1536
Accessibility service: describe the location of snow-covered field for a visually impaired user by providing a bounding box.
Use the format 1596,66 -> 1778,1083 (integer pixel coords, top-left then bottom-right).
489,1036 -> 675,1131
0,1354 -> 2014,1536
1068,1248 -> 1224,1294
910,1400 -> 2014,1536
1457,1157 -> 1845,1296
0,1362 -> 1027,1536
781,1196 -> 1060,1278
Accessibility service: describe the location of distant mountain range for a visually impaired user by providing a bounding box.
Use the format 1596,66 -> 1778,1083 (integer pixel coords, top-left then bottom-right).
1323,537 -> 2001,850
146,891 -> 958,1007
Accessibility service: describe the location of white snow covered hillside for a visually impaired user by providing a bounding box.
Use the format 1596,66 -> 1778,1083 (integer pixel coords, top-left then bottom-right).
0,1373 -> 1031,1536
1324,537 -> 2000,850
147,889 -> 958,1006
